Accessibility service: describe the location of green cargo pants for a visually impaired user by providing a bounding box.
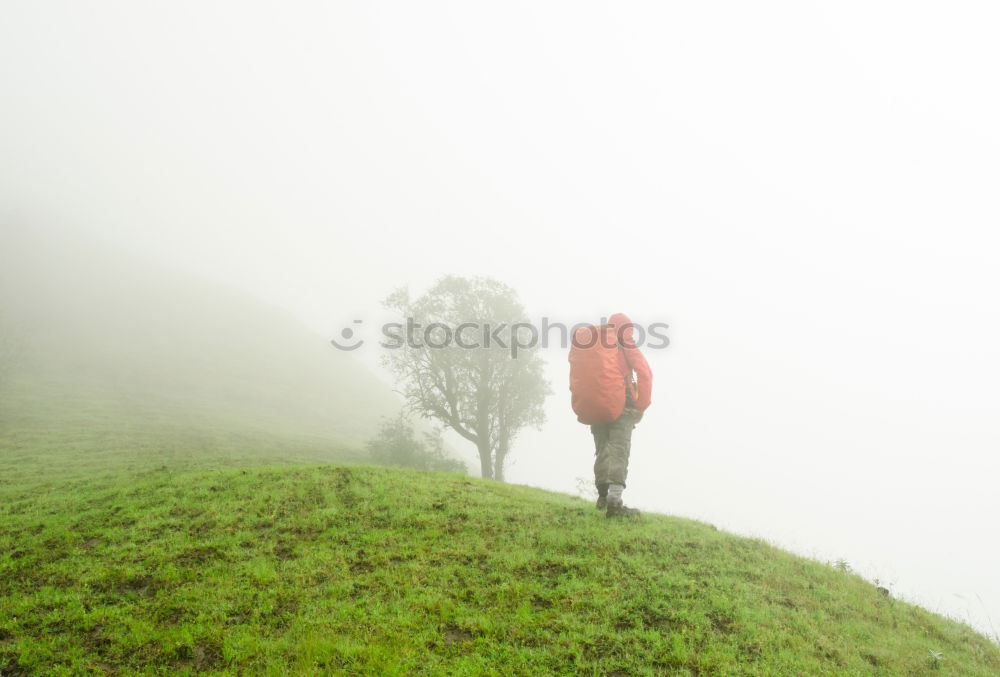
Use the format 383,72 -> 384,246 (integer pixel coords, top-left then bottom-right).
592,406 -> 639,490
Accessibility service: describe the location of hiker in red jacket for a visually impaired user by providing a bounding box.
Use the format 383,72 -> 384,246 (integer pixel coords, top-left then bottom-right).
571,313 -> 652,517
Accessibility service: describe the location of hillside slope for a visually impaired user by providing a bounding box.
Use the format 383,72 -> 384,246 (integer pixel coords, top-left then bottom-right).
2,463 -> 998,676
0,227 -> 402,478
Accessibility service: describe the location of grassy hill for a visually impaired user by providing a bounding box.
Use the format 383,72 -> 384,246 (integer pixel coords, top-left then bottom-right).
2,457 -> 999,676
2,229 -> 999,675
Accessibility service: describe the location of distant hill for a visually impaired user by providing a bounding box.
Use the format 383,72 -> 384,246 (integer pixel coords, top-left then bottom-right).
0,227 -> 402,478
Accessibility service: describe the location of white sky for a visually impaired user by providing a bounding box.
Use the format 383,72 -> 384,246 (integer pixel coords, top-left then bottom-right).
3,1 -> 999,636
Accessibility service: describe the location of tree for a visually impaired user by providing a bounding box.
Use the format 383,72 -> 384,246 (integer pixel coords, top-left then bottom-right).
366,413 -> 466,473
381,276 -> 550,481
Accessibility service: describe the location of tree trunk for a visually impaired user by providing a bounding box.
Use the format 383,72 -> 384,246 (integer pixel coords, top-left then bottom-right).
475,369 -> 493,479
477,439 -> 493,480
494,428 -> 509,482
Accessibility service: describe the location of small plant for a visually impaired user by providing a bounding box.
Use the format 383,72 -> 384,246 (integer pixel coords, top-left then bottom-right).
975,593 -> 1000,646
928,649 -> 944,669
833,559 -> 852,573
575,476 -> 598,501
366,413 -> 467,473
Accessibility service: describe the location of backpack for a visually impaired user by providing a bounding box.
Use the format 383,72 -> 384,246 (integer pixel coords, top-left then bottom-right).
568,324 -> 634,425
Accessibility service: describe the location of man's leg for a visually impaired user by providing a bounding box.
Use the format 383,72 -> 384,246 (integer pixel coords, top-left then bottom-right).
591,424 -> 610,508
604,407 -> 639,517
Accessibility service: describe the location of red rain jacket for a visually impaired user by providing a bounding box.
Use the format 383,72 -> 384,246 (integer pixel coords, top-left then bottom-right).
609,312 -> 652,412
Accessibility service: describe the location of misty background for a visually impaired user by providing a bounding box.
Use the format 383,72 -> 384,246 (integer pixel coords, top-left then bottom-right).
2,2 -> 998,635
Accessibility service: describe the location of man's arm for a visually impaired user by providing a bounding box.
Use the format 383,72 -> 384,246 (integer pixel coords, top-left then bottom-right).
622,342 -> 652,411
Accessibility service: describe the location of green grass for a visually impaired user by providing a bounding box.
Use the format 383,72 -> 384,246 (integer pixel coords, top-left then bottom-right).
3,443 -> 999,675
0,378 -> 367,492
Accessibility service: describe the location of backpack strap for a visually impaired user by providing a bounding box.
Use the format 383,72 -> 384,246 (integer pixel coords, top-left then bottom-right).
617,343 -> 639,402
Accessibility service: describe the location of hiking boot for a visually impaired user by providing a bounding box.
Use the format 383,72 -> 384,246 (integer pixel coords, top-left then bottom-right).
606,503 -> 640,518
596,495 -> 607,510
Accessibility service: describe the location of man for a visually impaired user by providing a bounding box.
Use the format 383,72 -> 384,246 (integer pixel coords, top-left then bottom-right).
593,313 -> 652,517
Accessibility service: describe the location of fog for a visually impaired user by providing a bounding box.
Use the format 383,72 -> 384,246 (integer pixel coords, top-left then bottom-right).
3,2 -> 999,635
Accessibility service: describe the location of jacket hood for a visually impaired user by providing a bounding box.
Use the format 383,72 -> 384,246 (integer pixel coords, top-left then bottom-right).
608,313 -> 634,343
